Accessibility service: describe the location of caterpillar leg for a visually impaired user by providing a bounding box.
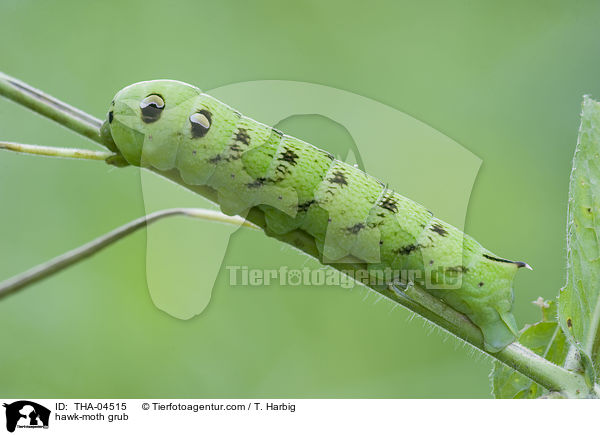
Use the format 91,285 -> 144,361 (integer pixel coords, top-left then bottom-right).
476,312 -> 519,352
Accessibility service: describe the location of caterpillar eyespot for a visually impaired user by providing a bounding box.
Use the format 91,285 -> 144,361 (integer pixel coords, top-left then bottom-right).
105,79 -> 530,352
190,110 -> 211,138
140,94 -> 165,123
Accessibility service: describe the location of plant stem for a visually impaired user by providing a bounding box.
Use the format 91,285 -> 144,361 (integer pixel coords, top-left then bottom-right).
0,208 -> 256,299
0,70 -> 594,397
497,341 -> 589,397
0,72 -> 105,145
0,141 -> 115,161
395,284 -> 589,395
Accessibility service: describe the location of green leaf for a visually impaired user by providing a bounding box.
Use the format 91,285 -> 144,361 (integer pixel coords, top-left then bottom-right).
559,96 -> 600,377
491,300 -> 569,398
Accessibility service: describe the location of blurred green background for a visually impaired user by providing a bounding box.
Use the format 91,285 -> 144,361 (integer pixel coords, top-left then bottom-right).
1,0 -> 600,398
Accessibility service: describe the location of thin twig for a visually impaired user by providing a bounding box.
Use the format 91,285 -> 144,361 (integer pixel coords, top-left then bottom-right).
0,141 -> 115,161
0,208 -> 257,299
0,72 -> 105,146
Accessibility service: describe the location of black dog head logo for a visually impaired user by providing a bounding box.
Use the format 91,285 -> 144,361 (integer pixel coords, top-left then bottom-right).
3,401 -> 50,433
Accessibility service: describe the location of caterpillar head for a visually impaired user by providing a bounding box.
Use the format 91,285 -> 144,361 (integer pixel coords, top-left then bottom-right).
102,79 -> 213,169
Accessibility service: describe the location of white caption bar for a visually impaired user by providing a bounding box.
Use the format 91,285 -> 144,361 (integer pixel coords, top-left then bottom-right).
0,399 -> 594,434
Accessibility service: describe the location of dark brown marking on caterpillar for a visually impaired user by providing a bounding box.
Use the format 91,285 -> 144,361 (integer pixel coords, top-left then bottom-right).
328,170 -> 348,186
108,111 -> 114,123
227,142 -> 244,161
274,163 -> 288,176
367,221 -> 379,229
431,223 -> 448,237
380,196 -> 398,213
346,222 -> 365,234
394,244 -> 419,256
246,177 -> 267,188
234,128 -> 250,145
298,200 -> 315,212
280,147 -> 299,166
478,282 -> 484,287
567,317 -> 573,328
230,144 -> 243,153
482,254 -> 529,268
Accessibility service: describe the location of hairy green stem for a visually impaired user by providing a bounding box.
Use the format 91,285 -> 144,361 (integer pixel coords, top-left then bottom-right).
0,70 -> 594,397
399,284 -> 589,395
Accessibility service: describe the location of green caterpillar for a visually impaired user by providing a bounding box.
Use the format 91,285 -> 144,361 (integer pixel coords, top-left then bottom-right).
102,79 -> 528,352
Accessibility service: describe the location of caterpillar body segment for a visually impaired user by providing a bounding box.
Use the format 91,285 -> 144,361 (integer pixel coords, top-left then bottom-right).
105,79 -> 527,352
